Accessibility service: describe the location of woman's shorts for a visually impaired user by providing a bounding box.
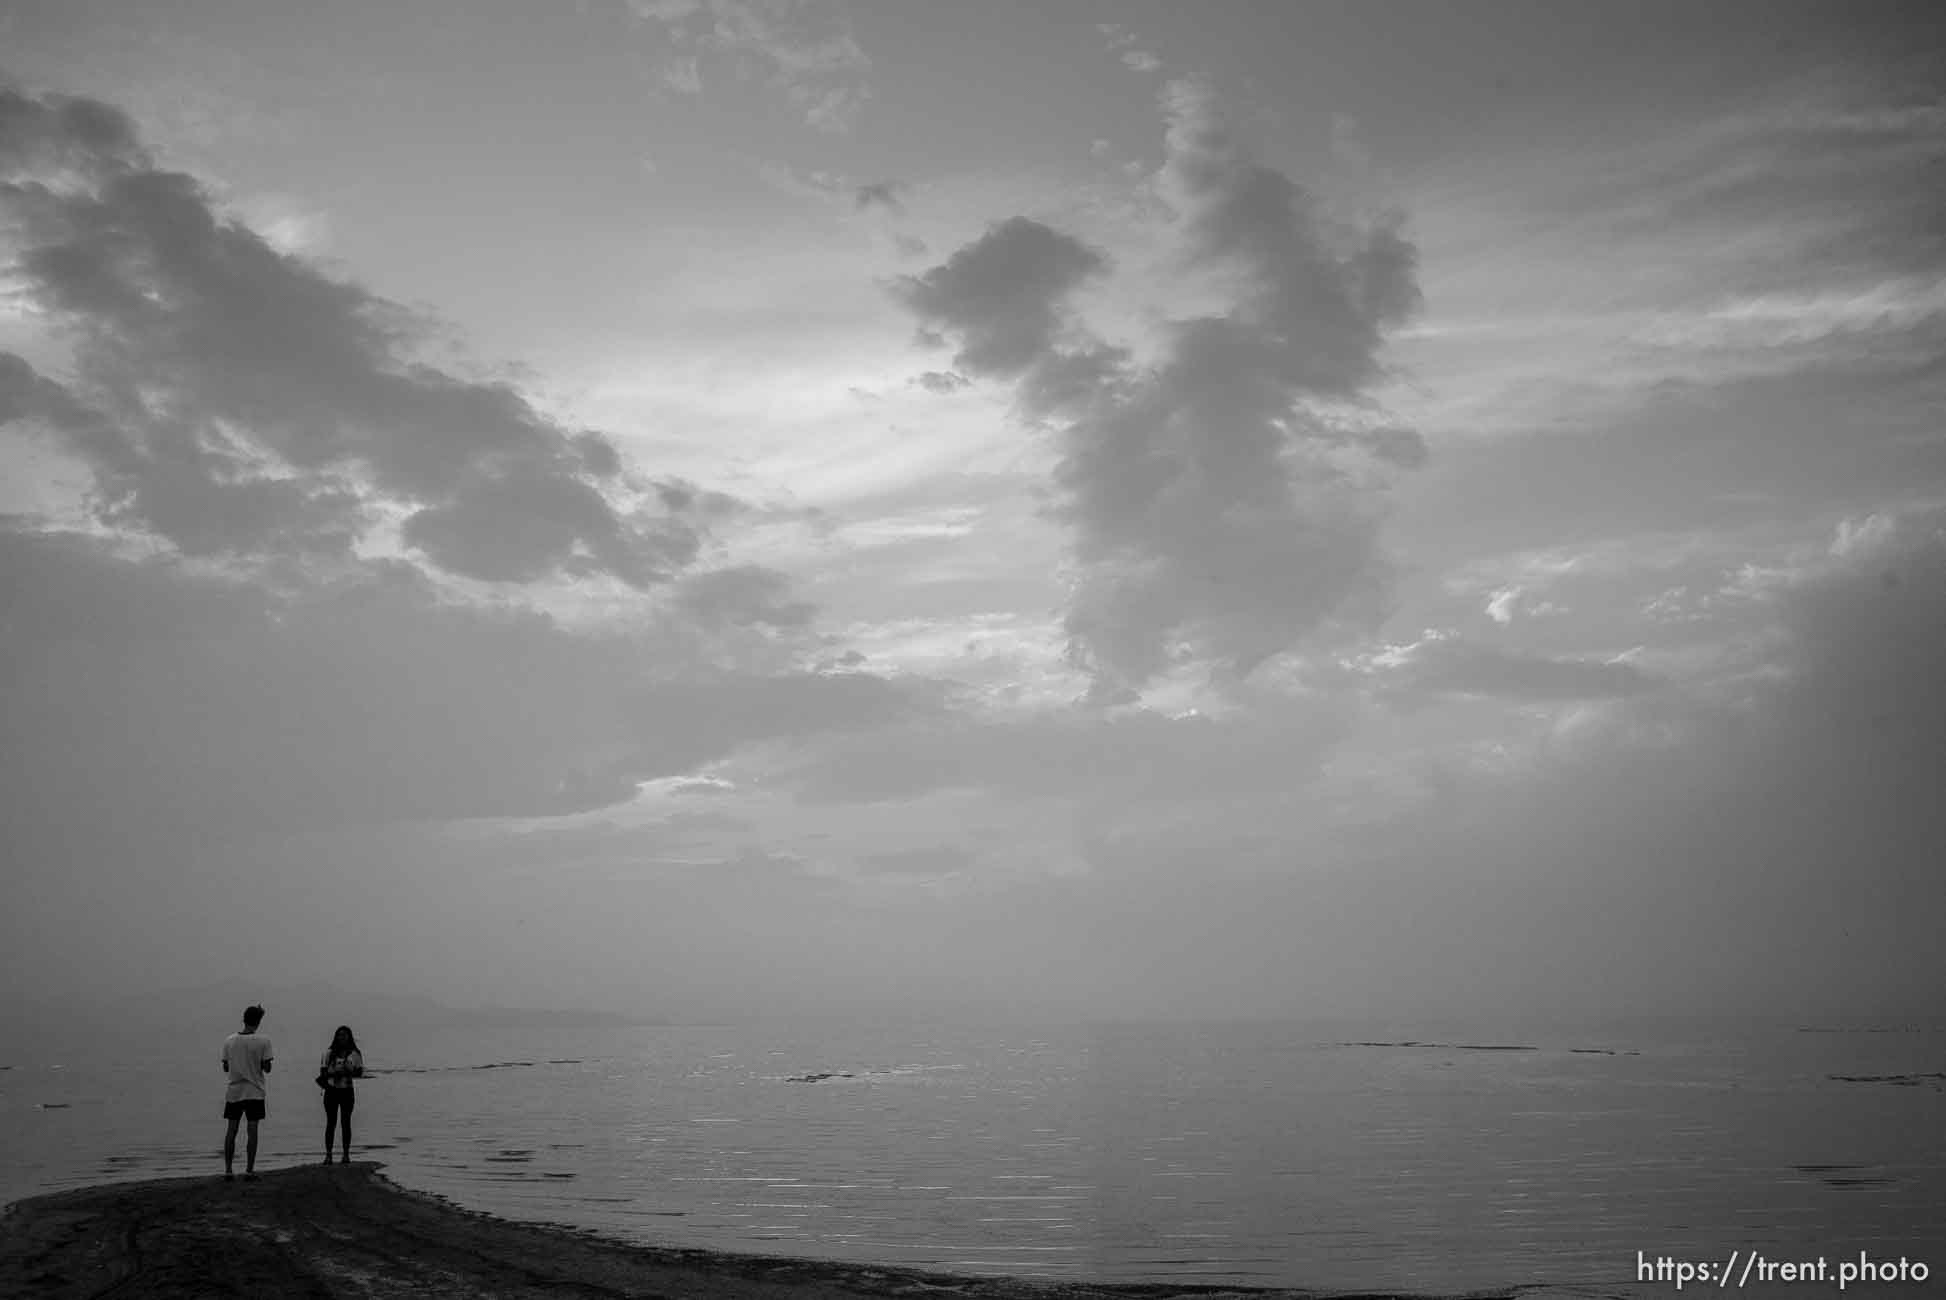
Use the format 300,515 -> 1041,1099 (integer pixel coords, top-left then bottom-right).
323,1088 -> 356,1117
223,1099 -> 266,1121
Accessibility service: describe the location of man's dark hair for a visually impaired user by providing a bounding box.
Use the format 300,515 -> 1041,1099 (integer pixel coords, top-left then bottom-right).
242,1004 -> 265,1027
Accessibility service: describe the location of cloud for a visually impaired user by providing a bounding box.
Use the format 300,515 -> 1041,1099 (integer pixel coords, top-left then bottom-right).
0,84 -> 710,587
924,505 -> 1946,1019
0,84 -> 936,868
756,163 -> 905,217
888,216 -> 1109,378
1595,81 -> 1946,277
399,460 -> 699,587
1097,22 -> 1152,71
1154,80 -> 1421,383
458,811 -> 751,875
1374,505 -> 1946,1014
795,84 -> 871,135
1398,66 -> 1946,453
893,81 -> 1424,698
774,695 -> 1356,807
0,83 -> 144,172
911,370 -> 969,395
1764,505 -> 1946,746
628,0 -> 703,19
1370,631 -> 1659,701
0,531 -> 630,833
1398,348 -> 1946,564
1632,276 -> 1946,354
858,846 -> 971,878
673,563 -> 817,629
654,54 -> 705,94
853,181 -> 902,213
667,777 -> 739,797
0,526 -> 929,840
629,0 -> 871,132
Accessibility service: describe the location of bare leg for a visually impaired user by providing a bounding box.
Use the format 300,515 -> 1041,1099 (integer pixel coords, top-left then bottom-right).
245,1117 -> 260,1175
224,1115 -> 241,1177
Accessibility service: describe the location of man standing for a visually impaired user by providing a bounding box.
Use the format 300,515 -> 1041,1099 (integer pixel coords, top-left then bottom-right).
221,1004 -> 273,1181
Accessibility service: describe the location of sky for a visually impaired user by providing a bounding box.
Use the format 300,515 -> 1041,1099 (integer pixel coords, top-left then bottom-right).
3,0 -> 1943,1024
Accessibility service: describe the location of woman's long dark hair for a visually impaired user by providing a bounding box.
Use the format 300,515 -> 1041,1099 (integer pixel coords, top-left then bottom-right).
328,1025 -> 360,1057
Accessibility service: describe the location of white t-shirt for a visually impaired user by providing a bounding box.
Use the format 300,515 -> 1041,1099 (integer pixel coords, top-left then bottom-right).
222,1030 -> 274,1103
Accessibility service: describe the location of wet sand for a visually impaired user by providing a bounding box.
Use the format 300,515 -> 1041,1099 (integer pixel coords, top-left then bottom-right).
0,1162 -> 1511,1299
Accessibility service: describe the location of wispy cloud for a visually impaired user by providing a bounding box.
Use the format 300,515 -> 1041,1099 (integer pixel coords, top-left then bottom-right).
1484,585 -> 1522,624
911,369 -> 969,394
1398,65 -> 1946,444
1368,631 -> 1658,702
1629,275 -> 1946,359
1098,24 -> 1161,75
628,0 -> 871,132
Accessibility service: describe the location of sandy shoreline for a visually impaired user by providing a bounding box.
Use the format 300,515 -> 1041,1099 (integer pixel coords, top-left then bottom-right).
0,1163 -> 1516,1299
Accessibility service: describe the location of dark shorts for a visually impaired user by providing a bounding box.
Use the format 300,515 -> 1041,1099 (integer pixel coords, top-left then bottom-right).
223,1099 -> 266,1122
323,1088 -> 356,1116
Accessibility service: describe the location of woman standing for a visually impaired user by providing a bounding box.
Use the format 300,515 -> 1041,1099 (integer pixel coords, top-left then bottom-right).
318,1025 -> 364,1164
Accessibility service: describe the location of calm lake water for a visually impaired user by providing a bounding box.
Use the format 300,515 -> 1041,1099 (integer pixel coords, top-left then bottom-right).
4,1018 -> 1943,1296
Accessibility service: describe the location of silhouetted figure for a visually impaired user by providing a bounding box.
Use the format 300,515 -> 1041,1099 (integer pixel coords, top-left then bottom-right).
319,1025 -> 364,1164
221,1005 -> 273,1181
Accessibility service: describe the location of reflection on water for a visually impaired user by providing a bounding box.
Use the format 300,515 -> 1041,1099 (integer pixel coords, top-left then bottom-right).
4,1019 -> 1943,1295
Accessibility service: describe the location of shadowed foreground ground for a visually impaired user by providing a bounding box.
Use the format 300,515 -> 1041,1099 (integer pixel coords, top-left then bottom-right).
0,1163 -> 1521,1299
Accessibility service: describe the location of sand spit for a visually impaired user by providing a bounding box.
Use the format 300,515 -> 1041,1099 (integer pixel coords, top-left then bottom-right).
0,1162 -> 1521,1299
